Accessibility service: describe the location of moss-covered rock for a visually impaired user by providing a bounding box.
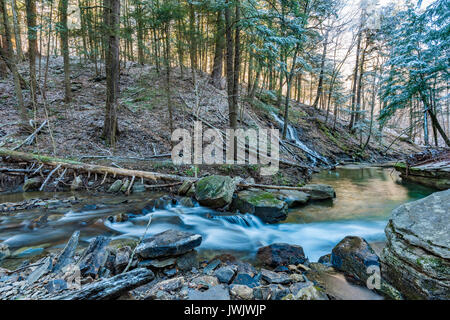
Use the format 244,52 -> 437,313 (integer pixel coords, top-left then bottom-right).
231,190 -> 288,223
23,177 -> 42,192
195,175 -> 236,208
107,180 -> 123,193
178,180 -> 194,196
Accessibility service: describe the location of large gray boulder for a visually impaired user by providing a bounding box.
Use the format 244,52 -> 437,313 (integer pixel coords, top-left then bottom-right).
136,229 -> 202,259
299,184 -> 335,200
231,190 -> 288,223
381,189 -> 450,300
267,189 -> 310,207
195,175 -> 236,208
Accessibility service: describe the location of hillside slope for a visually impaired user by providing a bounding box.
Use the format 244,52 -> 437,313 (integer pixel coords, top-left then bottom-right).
0,58 -> 421,186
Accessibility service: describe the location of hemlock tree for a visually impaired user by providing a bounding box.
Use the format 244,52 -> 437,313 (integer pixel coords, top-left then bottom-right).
379,0 -> 450,147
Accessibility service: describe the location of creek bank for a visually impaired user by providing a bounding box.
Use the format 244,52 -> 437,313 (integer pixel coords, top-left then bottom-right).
394,161 -> 450,190
394,149 -> 450,190
0,228 -> 342,300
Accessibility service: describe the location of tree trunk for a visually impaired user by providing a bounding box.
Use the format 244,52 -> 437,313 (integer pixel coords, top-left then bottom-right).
211,10 -> 225,89
164,23 -> 173,137
102,0 -> 120,148
231,2 -> 240,129
224,0 -> 235,129
188,2 -> 197,85
1,0 -> 28,126
349,27 -> 362,131
25,0 -> 38,106
312,31 -> 328,109
11,0 -> 23,60
59,0 -> 71,103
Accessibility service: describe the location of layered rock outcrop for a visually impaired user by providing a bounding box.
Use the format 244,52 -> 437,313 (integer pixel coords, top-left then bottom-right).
381,189 -> 450,299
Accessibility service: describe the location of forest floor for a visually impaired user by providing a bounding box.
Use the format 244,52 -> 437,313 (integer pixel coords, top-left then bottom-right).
0,56 -> 422,187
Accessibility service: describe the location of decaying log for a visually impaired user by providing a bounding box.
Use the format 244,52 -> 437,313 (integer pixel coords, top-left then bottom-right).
238,183 -> 310,191
0,148 -> 196,183
143,182 -> 183,189
52,268 -> 155,300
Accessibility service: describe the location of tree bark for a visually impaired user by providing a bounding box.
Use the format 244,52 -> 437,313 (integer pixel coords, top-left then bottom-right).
312,30 -> 328,109
59,0 -> 71,103
102,0 -> 120,147
1,0 -> 28,126
25,0 -> 38,106
211,10 -> 225,89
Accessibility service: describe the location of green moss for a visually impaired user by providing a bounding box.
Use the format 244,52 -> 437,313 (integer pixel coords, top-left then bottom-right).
416,257 -> 449,274
394,162 -> 407,169
243,190 -> 283,206
184,166 -> 199,177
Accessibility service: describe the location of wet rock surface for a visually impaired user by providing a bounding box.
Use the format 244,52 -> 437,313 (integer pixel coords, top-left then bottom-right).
231,190 -> 288,223
299,184 -> 336,200
136,229 -> 202,259
381,189 -> 450,299
257,243 -> 307,268
331,236 -> 380,284
194,175 -> 236,208
266,189 -> 310,207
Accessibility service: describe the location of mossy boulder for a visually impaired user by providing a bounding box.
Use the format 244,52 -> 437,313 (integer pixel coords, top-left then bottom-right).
231,190 -> 288,223
107,180 -> 123,193
178,180 -> 194,196
23,177 -> 42,192
195,175 -> 236,208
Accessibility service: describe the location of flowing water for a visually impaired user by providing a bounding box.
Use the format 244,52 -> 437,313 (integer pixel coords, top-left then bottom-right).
271,112 -> 329,165
0,166 -> 435,270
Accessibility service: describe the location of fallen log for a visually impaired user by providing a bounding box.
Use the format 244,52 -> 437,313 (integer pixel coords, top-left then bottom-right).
0,148 -> 196,183
238,183 -> 309,191
52,268 -> 155,300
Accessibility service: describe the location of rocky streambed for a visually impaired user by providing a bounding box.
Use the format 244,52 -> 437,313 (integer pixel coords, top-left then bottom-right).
0,168 -> 448,300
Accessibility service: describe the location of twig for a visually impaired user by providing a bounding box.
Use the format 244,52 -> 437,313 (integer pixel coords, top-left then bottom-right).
122,213 -> 153,274
39,164 -> 62,191
126,176 -> 135,195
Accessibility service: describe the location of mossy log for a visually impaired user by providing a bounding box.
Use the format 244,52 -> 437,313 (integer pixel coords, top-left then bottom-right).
0,148 -> 195,183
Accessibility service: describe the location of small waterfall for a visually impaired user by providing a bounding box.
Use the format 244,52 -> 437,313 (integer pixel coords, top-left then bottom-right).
211,214 -> 262,228
271,112 -> 329,165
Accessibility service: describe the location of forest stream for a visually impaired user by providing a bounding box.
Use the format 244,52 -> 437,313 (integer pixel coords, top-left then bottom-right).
0,165 -> 435,273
